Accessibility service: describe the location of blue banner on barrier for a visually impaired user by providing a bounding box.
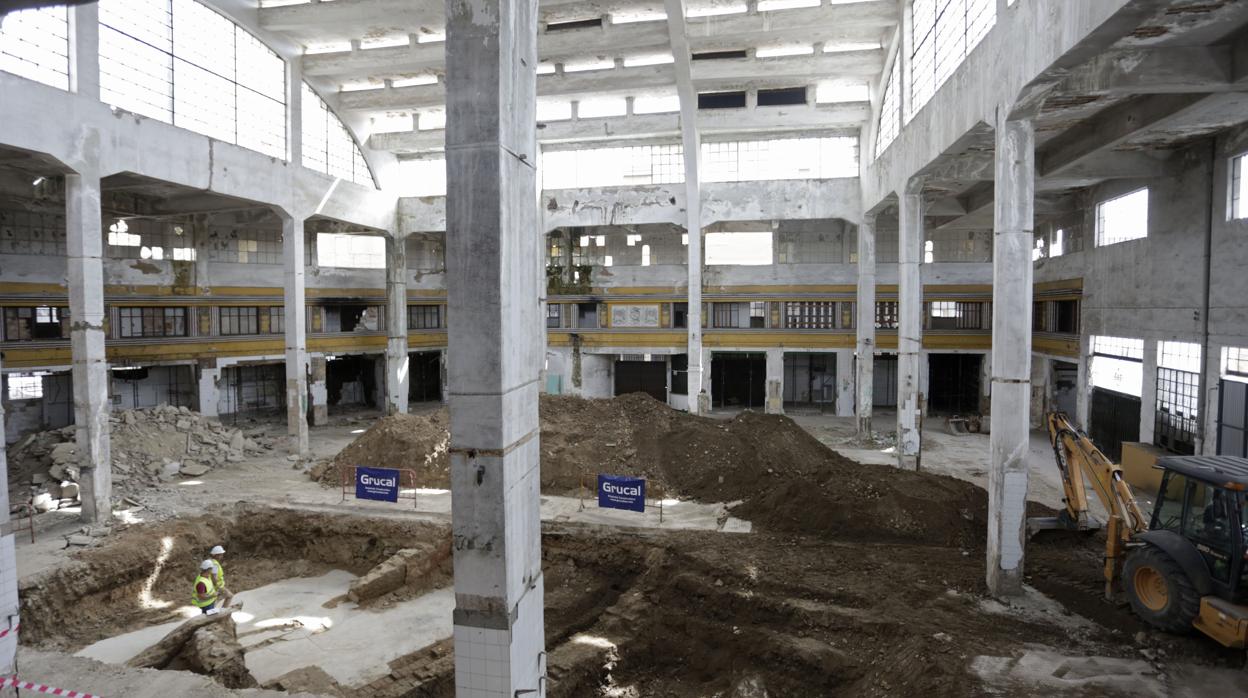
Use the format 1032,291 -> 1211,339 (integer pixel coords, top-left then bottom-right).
597,474 -> 645,513
355,466 -> 400,503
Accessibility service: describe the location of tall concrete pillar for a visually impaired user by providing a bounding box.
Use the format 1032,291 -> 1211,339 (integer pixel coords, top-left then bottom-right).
385,233 -> 410,414
444,0 -> 546,694
855,214 -> 877,433
896,188 -> 924,470
1198,343 -> 1221,456
66,172 -> 111,523
1138,340 -> 1158,445
280,211 -> 309,455
197,362 -> 221,417
764,348 -> 783,414
685,179 -> 705,416
1075,332 -> 1091,428
0,352 -> 17,678
987,115 -> 1035,597
309,356 -> 328,426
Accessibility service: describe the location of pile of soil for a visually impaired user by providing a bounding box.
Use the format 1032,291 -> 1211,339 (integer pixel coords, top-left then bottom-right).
8,405 -> 275,506
316,394 -> 991,546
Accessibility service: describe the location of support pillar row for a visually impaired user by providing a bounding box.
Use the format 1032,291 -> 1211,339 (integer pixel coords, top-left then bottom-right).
987,115 -> 1036,597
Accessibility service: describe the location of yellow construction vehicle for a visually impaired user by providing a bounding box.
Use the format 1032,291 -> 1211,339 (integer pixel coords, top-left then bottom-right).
1033,412 -> 1248,648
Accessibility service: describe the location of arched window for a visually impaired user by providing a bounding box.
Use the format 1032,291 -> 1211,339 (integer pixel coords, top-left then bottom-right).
300,83 -> 375,187
97,0 -> 287,158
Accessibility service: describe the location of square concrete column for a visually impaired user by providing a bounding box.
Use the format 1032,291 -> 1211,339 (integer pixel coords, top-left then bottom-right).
444,0 -> 546,694
1198,343 -> 1221,455
764,348 -> 783,414
684,161 -> 705,416
835,349 -> 855,417
896,189 -> 924,470
66,172 -> 111,523
987,115 -> 1035,597
280,211 -> 309,455
855,214 -> 877,433
0,353 -> 21,677
1138,340 -> 1158,445
385,234 -> 410,414
309,356 -> 328,426
197,362 -> 221,417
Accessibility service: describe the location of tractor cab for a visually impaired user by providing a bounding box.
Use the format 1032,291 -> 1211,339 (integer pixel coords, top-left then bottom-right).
1148,456 -> 1248,605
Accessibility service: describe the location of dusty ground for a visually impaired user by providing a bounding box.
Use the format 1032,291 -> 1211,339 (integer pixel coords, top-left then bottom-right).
8,398 -> 1248,696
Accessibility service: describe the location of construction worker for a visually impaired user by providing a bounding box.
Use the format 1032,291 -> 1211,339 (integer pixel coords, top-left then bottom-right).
209,545 -> 233,608
192,560 -> 218,614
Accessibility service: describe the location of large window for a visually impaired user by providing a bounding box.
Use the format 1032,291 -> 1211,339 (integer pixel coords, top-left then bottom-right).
1231,153 -> 1247,220
1090,335 -> 1144,397
302,83 -> 375,187
907,0 -> 995,120
408,304 -> 441,330
207,229 -> 282,264
0,6 -> 69,90
713,302 -> 743,328
0,209 -> 66,255
785,301 -> 840,330
702,137 -> 857,182
541,145 -> 684,189
118,306 -> 187,338
98,0 -> 286,158
875,57 -> 900,154
705,232 -> 773,265
875,301 -> 898,329
3,306 -> 68,341
6,373 -> 44,400
219,306 -> 259,335
1096,188 -> 1149,247
1156,341 -> 1201,454
316,233 -> 385,269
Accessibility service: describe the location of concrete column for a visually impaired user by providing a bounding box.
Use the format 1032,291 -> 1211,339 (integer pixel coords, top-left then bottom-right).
309,356 -> 328,426
836,349 -> 855,417
1198,343 -> 1221,456
896,188 -> 924,470
66,172 -> 111,523
385,234 -> 410,414
1138,340 -> 1158,445
0,352 -> 20,679
197,362 -> 221,417
764,348 -> 783,414
685,161 -> 705,416
286,58 -> 304,164
1075,332 -> 1091,428
444,0 -> 546,694
987,115 -> 1036,597
280,211 -> 309,455
855,214 -> 877,433
69,3 -> 99,100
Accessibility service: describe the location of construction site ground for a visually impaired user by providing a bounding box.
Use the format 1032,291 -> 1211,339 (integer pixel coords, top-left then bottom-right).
10,399 -> 1247,697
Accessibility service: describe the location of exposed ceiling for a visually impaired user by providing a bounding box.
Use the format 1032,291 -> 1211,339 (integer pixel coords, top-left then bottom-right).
255,0 -> 899,157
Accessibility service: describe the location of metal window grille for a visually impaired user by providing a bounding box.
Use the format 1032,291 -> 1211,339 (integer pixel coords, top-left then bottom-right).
6,374 -> 44,400
207,229 -> 282,264
955,301 -> 982,329
0,6 -> 69,90
1226,347 -> 1248,377
0,209 -> 67,255
1096,188 -> 1149,246
408,305 -> 441,330
907,0 -> 995,120
1159,341 -> 1201,373
1155,367 -> 1198,454
219,306 -> 259,335
98,0 -> 286,159
876,58 -> 900,153
301,83 -> 375,187
118,306 -> 187,338
1092,335 -> 1144,360
785,301 -> 837,330
875,301 -> 898,329
713,303 -> 741,328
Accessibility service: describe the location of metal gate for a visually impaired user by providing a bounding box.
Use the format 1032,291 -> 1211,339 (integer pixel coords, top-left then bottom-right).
1218,378 -> 1248,457
873,356 -> 898,408
1089,387 -> 1141,462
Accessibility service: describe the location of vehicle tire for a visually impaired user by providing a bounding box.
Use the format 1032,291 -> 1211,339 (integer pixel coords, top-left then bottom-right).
1122,544 -> 1202,634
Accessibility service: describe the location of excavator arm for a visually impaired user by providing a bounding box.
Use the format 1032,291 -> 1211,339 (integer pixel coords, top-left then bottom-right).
1035,412 -> 1151,598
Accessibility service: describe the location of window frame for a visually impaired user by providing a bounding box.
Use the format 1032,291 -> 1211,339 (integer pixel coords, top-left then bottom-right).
1095,187 -> 1149,247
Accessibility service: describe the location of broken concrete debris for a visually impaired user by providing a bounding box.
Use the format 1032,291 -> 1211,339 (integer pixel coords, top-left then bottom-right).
8,404 -> 275,506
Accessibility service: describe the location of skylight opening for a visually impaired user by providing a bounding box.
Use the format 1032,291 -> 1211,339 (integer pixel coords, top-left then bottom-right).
756,45 -> 814,58
624,53 -> 674,67
564,58 -> 615,73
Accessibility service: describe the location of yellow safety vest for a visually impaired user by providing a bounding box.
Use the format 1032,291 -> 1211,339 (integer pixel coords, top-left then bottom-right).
192,573 -> 218,608
211,559 -> 225,589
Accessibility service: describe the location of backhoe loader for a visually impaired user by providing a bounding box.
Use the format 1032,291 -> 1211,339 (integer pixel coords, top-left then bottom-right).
1032,412 -> 1248,648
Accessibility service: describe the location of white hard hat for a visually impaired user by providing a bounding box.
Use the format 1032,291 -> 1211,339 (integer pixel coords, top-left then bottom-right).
210,545 -> 225,555
200,559 -> 215,570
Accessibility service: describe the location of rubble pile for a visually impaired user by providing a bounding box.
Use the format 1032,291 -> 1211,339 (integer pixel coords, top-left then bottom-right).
8,405 -> 272,506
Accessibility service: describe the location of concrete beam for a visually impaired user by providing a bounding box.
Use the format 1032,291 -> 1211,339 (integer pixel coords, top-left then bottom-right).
444,0 -> 546,693
66,170 -> 111,523
1059,46 -> 1236,96
1036,93 -> 1204,178
691,50 -> 883,86
372,102 -> 870,152
987,115 -> 1034,597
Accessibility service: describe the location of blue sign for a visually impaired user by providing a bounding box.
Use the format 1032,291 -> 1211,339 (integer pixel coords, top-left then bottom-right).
355,466 -> 400,502
597,475 -> 645,513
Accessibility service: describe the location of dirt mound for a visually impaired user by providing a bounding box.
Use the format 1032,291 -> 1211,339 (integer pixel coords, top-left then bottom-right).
312,410 -> 451,486
318,394 -> 989,546
8,405 -> 275,507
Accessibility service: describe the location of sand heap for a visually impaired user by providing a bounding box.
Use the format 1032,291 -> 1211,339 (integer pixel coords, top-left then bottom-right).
319,394 -> 990,546
8,405 -> 270,506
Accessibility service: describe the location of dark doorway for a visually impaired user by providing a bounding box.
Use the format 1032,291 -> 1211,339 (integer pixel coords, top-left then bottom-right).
1089,387 -> 1141,462
614,360 -> 667,402
327,356 -> 377,407
409,351 -> 442,402
783,353 -> 835,408
1218,378 -> 1248,457
711,352 -> 765,409
1052,360 -> 1078,416
221,363 -> 285,423
927,354 -> 982,414
873,355 -> 898,408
